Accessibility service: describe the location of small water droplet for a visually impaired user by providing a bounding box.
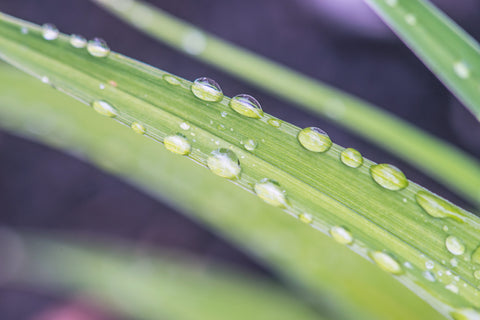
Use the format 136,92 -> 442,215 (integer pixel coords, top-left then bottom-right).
340,148 -> 363,168
446,236 -> 466,256
207,148 -> 241,179
474,270 -> 480,280
243,139 -> 257,151
20,27 -> 28,34
297,127 -> 332,152
69,34 -> 87,48
191,77 -> 223,102
163,74 -> 181,86
443,225 -> 449,232
371,251 -> 403,274
229,94 -> 263,118
41,76 -> 50,84
472,246 -> 480,264
267,118 -> 281,128
450,258 -> 458,267
405,14 -> 417,25
221,111 -> 228,118
298,213 -> 313,224
87,38 -> 110,58
425,260 -> 435,270
404,262 -> 413,269
164,134 -> 191,155
217,124 -> 226,131
180,122 -> 190,130
254,179 -> 288,208
370,164 -> 408,191
451,308 -> 480,320
329,226 -> 353,245
131,122 -> 146,135
182,29 -> 206,55
454,61 -> 470,79
92,100 -> 117,117
42,23 -> 59,40
99,83 -> 105,90
423,271 -> 436,282
416,191 -> 465,222
446,283 -> 459,294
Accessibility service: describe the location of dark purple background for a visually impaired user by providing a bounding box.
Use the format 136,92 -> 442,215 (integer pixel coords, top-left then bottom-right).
0,0 -> 479,319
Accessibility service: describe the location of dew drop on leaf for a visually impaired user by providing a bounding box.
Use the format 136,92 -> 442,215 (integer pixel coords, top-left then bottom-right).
370,164 -> 408,191
92,100 -> 117,118
87,38 -> 111,58
164,134 -> 191,156
42,23 -> 59,40
254,179 -> 288,208
297,127 -> 332,152
340,148 -> 363,168
207,148 -> 241,179
191,77 -> 223,102
229,94 -> 263,118
70,34 -> 87,48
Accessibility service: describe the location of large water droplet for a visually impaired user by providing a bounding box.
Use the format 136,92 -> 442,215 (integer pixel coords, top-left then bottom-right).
471,246 -> 480,264
445,236 -> 466,255
229,94 -> 263,118
207,148 -> 241,179
164,134 -> 191,155
92,100 -> 117,117
243,139 -> 257,151
254,179 -> 288,208
297,127 -> 332,152
131,122 -> 146,135
340,148 -> 363,168
70,34 -> 87,48
329,226 -> 353,245
370,164 -> 408,191
371,251 -> 403,274
415,191 -> 465,222
451,308 -> 480,320
191,77 -> 223,102
87,38 -> 110,58
42,23 -> 59,41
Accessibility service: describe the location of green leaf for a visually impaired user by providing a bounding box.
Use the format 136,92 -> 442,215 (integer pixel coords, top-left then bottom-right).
3,233 -> 326,320
90,0 -> 480,207
364,0 -> 480,121
0,12 -> 478,319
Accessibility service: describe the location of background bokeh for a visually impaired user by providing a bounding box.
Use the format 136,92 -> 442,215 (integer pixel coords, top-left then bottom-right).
0,0 -> 479,318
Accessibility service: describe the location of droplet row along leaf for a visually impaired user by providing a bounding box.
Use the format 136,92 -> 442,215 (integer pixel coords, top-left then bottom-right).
0,12 -> 479,317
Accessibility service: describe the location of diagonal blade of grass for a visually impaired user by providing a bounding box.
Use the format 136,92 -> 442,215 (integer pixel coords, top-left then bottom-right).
1,232 -> 327,320
0,64 -> 443,320
0,12 -> 479,318
91,0 -> 480,206
364,0 -> 480,122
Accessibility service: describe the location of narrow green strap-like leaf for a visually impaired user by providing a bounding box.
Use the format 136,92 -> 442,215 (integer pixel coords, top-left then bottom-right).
2,234 -> 326,320
91,0 -> 480,207
0,64 -> 443,320
0,13 -> 479,319
364,0 -> 480,121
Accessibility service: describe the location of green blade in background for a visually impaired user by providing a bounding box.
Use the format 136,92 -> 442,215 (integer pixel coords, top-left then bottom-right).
91,0 -> 480,206
364,0 -> 480,121
0,232 -> 327,320
0,64 -> 443,320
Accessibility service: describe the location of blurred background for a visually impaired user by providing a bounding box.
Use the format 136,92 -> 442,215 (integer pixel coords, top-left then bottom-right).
0,0 -> 479,319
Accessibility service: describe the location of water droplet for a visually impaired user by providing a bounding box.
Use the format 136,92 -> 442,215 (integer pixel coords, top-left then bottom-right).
20,27 -> 28,34
164,135 -> 191,155
42,23 -> 59,40
404,262 -> 413,269
423,271 -> 436,282
207,148 -> 241,179
131,122 -> 146,135
472,246 -> 480,264
385,0 -> 397,6
454,61 -> 470,79
92,100 -> 117,117
425,260 -> 435,270
180,122 -> 190,130
254,179 -> 288,208
371,251 -> 403,274
446,283 -> 459,294
268,118 -> 281,128
298,213 -> 313,224
182,29 -> 206,55
221,111 -> 228,118
443,225 -> 449,232
405,14 -> 417,25
450,258 -> 458,267
70,34 -> 87,48
163,75 -> 181,86
370,164 -> 408,191
191,77 -> 223,102
229,94 -> 263,118
329,226 -> 353,245
41,76 -> 50,84
243,139 -> 257,151
297,127 -> 332,153
87,38 -> 110,58
415,191 -> 465,222
340,148 -> 363,168
451,308 -> 480,320
446,236 -> 466,255
474,270 -> 480,280
99,83 -> 105,90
